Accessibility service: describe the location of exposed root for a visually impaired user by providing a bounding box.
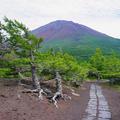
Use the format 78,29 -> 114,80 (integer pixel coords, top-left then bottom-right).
52,92 -> 61,108
38,89 -> 47,100
70,88 -> 80,97
62,94 -> 71,101
19,83 -> 32,89
71,92 -> 80,97
21,89 -> 38,93
21,88 -> 47,100
52,92 -> 71,108
18,71 -> 72,106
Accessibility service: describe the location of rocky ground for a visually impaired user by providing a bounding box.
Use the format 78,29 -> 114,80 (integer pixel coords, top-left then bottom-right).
0,80 -> 120,120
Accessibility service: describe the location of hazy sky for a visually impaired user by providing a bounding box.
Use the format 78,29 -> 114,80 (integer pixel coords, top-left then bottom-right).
0,0 -> 120,38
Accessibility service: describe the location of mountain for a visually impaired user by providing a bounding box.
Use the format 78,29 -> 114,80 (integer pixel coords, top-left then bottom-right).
32,20 -> 120,59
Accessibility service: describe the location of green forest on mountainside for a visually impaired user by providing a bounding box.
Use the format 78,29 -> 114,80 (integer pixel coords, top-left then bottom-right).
41,36 -> 120,60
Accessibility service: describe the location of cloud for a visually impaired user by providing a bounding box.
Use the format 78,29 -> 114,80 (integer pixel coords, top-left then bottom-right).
0,0 -> 120,38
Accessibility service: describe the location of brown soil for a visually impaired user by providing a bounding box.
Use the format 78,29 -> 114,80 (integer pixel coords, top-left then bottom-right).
0,80 -> 90,120
0,80 -> 120,120
100,83 -> 120,120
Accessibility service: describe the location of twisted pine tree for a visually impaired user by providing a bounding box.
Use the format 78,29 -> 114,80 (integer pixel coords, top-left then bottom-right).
1,17 -> 45,99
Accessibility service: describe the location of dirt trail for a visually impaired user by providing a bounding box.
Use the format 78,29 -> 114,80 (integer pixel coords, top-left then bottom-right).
0,80 -> 120,120
101,84 -> 120,120
0,80 -> 89,120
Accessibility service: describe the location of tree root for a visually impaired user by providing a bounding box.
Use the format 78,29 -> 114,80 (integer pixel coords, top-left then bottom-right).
52,92 -> 61,108
38,89 -> 47,100
52,92 -> 71,108
21,88 -> 47,100
18,87 -> 71,108
62,94 -> 71,101
21,89 -> 38,93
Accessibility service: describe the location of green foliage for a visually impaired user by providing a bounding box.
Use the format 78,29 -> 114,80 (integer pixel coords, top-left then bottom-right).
103,54 -> 120,74
102,73 -> 120,79
36,51 -> 89,82
89,48 -> 120,79
0,68 -> 11,77
90,48 -> 105,71
0,17 -> 43,78
102,54 -> 120,78
41,35 -> 120,60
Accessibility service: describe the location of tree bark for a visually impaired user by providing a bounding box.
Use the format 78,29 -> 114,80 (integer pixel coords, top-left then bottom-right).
30,50 -> 44,99
30,63 -> 41,89
55,71 -> 63,96
30,50 -> 38,88
31,64 -> 37,88
52,71 -> 71,108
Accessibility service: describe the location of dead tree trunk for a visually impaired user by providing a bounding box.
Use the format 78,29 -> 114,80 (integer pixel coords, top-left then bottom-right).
52,71 -> 71,108
55,71 -> 63,96
52,71 -> 63,108
31,64 -> 37,88
30,50 -> 45,99
30,63 -> 46,99
30,50 -> 39,88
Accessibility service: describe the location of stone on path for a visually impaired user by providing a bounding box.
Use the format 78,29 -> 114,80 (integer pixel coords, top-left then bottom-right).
98,106 -> 109,111
99,111 -> 111,119
82,116 -> 96,120
82,84 -> 111,120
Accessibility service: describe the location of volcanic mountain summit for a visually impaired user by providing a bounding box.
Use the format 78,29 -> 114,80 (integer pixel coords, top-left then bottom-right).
32,20 -> 120,58
32,20 -> 108,40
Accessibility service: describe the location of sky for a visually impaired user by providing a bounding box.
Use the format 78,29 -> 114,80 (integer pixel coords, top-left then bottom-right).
0,0 -> 120,38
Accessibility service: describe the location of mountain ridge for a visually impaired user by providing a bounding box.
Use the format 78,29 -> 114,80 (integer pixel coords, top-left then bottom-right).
32,20 -> 113,40
32,20 -> 120,59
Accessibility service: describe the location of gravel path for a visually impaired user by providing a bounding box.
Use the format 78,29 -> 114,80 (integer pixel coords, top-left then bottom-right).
82,84 -> 111,120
